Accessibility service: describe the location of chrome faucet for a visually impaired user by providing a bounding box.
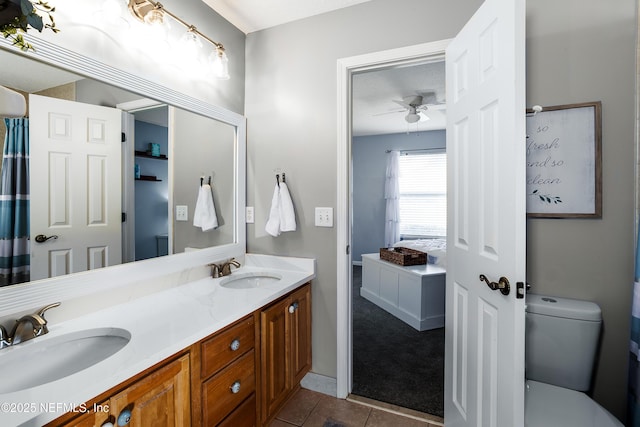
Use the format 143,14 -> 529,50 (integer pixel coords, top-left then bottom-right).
207,258 -> 241,278
1,302 -> 61,348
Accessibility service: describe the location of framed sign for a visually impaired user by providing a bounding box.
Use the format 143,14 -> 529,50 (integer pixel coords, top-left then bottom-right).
526,101 -> 602,218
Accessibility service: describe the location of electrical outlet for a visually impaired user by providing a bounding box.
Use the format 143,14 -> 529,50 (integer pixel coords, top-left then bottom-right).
176,205 -> 188,221
315,207 -> 333,227
246,206 -> 255,223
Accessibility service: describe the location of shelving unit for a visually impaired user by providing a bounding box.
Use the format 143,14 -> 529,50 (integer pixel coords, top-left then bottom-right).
136,175 -> 162,182
135,151 -> 166,181
135,150 -> 168,160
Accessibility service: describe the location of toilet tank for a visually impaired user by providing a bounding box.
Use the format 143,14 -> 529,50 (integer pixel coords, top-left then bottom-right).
525,294 -> 601,392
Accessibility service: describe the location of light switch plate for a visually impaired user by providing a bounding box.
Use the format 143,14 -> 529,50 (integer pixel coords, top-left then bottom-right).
246,206 -> 254,223
315,207 -> 333,227
176,205 -> 188,221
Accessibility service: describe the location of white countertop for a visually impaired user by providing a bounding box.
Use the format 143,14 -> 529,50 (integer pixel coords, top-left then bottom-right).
0,254 -> 315,427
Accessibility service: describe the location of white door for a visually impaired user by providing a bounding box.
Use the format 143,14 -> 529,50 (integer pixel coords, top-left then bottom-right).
444,0 -> 526,425
29,94 -> 122,280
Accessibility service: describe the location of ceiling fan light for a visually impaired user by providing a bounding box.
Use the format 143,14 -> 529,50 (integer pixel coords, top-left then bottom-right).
405,112 -> 420,123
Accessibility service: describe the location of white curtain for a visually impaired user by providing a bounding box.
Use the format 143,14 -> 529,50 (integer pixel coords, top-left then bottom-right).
384,150 -> 400,247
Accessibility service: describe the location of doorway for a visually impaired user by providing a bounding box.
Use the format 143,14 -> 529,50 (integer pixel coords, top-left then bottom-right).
336,39 -> 451,408
349,60 -> 447,418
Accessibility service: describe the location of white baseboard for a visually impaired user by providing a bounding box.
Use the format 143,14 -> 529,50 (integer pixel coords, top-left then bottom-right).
301,372 -> 338,397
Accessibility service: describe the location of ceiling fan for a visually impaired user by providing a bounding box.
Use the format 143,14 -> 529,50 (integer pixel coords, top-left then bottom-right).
378,93 -> 445,123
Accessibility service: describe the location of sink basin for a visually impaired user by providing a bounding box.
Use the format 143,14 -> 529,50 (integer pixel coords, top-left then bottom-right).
220,272 -> 282,289
0,327 -> 130,394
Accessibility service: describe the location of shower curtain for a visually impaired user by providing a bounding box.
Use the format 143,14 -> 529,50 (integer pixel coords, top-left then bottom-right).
0,118 -> 30,286
384,150 -> 400,247
629,224 -> 640,425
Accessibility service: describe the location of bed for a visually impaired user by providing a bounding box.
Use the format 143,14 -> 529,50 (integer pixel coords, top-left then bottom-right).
360,239 -> 446,331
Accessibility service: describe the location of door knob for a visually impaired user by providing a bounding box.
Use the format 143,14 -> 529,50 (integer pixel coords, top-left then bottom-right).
479,274 -> 510,296
34,234 -> 58,243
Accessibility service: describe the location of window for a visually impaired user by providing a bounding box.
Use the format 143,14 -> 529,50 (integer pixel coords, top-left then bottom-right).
398,151 -> 447,238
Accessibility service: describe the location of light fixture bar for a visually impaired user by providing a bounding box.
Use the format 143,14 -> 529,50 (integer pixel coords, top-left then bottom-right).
128,0 -> 225,52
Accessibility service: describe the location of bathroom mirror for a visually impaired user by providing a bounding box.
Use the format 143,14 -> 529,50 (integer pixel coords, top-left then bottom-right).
0,43 -> 245,286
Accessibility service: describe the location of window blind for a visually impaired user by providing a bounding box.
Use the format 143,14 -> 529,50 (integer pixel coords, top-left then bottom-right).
398,151 -> 447,238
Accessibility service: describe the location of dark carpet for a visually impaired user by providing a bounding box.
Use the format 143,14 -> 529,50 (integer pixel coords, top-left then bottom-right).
351,265 -> 444,418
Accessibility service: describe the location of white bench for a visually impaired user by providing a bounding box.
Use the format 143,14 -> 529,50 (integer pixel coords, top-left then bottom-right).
360,253 -> 446,331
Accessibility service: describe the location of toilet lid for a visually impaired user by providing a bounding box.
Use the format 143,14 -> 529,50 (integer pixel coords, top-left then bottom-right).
525,380 -> 622,427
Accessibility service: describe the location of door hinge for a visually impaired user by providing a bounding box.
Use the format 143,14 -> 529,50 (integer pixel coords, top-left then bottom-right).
346,245 -> 350,255
121,132 -> 126,142
122,212 -> 126,223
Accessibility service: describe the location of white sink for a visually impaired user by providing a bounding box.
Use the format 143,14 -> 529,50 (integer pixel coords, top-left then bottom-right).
220,272 -> 282,289
0,327 -> 130,394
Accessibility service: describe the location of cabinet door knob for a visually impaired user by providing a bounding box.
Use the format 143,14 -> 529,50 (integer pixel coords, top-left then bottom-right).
289,302 -> 299,314
117,408 -> 132,426
101,423 -> 114,427
230,338 -> 240,351
230,381 -> 241,394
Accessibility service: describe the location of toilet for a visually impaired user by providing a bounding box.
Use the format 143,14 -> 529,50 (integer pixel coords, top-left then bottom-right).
525,294 -> 622,427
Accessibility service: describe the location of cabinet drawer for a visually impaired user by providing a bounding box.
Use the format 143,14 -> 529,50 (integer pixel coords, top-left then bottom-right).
201,315 -> 255,379
218,393 -> 256,427
202,349 -> 256,426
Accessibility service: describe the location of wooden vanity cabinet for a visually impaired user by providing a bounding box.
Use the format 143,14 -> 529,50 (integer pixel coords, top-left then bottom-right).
53,353 -> 190,427
50,282 -> 311,427
109,354 -> 191,426
191,313 -> 259,426
260,282 -> 312,424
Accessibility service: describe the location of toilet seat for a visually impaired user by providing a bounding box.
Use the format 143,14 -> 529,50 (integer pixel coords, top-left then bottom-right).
525,380 -> 622,427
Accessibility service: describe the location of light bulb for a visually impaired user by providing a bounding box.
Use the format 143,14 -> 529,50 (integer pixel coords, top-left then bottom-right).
144,7 -> 165,25
181,27 -> 203,51
209,49 -> 230,80
405,112 -> 420,123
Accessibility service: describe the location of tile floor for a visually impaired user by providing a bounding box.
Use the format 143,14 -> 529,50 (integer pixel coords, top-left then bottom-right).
270,388 -> 444,427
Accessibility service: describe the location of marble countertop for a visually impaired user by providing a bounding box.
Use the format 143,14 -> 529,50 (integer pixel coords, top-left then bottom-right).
0,254 -> 315,427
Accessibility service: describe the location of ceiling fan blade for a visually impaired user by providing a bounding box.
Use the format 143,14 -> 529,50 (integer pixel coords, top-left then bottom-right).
373,108 -> 405,116
392,100 -> 412,109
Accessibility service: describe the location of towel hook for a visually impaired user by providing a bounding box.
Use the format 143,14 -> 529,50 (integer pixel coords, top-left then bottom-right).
200,177 -> 203,187
208,176 -> 211,185
276,174 -> 280,187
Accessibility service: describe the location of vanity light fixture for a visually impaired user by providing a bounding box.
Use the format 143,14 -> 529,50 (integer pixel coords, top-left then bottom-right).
127,0 -> 229,79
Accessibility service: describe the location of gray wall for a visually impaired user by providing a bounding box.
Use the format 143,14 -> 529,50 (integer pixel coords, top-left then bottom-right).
172,109 -> 236,252
245,0 -> 484,391
352,130 -> 446,262
245,0 -> 636,421
525,0 -> 636,419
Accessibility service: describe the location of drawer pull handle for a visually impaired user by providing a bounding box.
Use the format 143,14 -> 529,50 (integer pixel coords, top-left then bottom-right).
230,338 -> 240,351
230,381 -> 241,394
289,302 -> 299,314
117,408 -> 132,426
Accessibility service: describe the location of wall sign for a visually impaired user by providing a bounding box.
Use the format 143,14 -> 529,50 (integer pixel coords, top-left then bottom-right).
525,101 -> 602,218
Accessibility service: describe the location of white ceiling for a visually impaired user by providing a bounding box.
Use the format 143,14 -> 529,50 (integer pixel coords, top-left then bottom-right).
0,50 -> 82,93
201,0 -> 374,34
352,60 -> 446,137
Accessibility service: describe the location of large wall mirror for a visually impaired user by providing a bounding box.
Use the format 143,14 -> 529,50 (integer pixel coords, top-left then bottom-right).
0,42 -> 246,288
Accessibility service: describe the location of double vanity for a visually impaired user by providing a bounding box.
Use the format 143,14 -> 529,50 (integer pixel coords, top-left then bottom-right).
0,253 -> 315,426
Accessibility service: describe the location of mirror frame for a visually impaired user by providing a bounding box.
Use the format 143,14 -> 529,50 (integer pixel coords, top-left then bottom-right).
0,36 -> 246,314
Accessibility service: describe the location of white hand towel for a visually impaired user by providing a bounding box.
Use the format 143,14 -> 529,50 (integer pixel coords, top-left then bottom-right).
193,184 -> 218,231
265,183 -> 281,237
278,182 -> 296,232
